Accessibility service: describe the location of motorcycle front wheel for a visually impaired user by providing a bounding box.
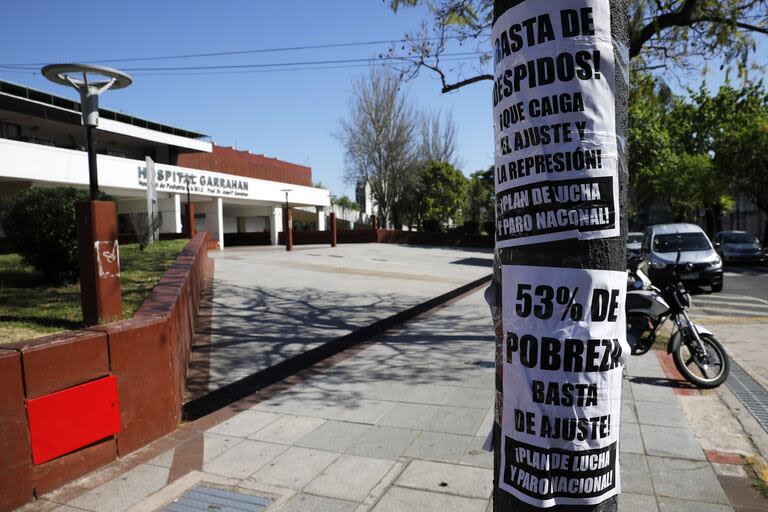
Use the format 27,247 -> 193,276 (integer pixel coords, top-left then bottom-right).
673,333 -> 730,388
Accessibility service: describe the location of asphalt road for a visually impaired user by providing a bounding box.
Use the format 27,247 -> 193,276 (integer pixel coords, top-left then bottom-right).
687,264 -> 768,318
721,263 -> 768,301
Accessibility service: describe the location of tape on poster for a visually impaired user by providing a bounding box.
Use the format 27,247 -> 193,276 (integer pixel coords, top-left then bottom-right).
492,0 -> 620,248
499,265 -> 629,507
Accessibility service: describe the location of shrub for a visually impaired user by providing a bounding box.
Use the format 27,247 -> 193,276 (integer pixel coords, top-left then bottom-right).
463,220 -> 479,235
422,218 -> 442,233
1,187 -> 91,283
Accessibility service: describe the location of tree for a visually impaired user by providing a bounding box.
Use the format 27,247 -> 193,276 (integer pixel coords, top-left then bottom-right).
711,82 -> 768,240
334,195 -> 361,210
421,160 -> 468,227
386,0 -> 768,93
337,68 -> 418,227
418,110 -> 460,167
465,166 -> 495,232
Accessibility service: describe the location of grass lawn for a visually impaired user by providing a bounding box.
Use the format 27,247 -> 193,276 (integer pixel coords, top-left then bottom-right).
0,239 -> 189,344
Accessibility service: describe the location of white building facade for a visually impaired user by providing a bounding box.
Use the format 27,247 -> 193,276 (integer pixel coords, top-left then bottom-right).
0,80 -> 330,249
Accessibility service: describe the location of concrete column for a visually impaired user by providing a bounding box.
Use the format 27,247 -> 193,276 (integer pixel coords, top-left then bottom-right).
198,197 -> 224,249
159,194 -> 182,233
269,206 -> 283,246
316,206 -> 326,231
213,197 -> 224,250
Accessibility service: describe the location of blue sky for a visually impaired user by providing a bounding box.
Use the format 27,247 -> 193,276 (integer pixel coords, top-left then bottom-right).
1,1 -> 764,198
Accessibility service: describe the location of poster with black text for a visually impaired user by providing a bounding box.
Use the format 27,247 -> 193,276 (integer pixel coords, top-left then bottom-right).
492,0 -> 620,247
499,265 -> 628,507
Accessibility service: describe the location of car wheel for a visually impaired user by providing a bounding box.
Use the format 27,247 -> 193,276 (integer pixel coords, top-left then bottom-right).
711,282 -> 723,293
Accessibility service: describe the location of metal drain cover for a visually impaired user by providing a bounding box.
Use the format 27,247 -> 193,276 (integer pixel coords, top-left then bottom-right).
161,484 -> 271,512
727,361 -> 768,432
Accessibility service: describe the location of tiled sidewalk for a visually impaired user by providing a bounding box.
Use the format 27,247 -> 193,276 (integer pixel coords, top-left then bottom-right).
26,291 -> 766,512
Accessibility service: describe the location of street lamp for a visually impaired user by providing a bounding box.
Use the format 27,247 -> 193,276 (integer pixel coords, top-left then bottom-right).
42,64 -> 132,200
40,63 -> 132,325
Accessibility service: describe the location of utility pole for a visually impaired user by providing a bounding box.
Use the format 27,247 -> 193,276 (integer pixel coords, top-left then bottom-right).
490,1 -> 628,511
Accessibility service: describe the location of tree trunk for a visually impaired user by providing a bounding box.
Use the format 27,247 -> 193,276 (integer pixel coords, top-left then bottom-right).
490,0 -> 628,510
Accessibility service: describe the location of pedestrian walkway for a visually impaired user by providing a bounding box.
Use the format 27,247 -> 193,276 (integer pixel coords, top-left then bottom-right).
24,291 -> 767,512
192,244 -> 492,396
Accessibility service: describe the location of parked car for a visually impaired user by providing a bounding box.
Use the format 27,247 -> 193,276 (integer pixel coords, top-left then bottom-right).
638,223 -> 723,292
714,231 -> 765,265
627,231 -> 644,260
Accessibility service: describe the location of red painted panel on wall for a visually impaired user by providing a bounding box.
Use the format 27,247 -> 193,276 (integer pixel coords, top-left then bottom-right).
27,376 -> 120,465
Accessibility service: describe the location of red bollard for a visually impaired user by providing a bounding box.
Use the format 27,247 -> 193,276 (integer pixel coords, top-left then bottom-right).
75,200 -> 123,325
184,203 -> 196,238
285,207 -> 293,252
330,212 -> 337,247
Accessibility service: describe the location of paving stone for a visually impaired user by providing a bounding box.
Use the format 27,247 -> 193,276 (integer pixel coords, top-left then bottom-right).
631,382 -> 678,403
622,379 -> 635,402
396,460 -> 492,498
203,439 -> 287,479
459,437 -> 493,469
647,456 -> 730,505
146,449 -> 175,468
641,425 -> 706,460
203,432 -> 244,462
619,453 -> 654,495
295,420 -> 372,452
207,410 -> 282,438
305,454 -> 394,502
621,401 -> 638,424
250,446 -> 339,489
297,399 -> 397,424
635,401 -> 690,428
278,493 -> 358,512
474,408 -> 494,437
377,403 -> 441,429
68,464 -> 169,512
710,463 -> 747,478
345,426 -> 420,460
657,497 -> 734,511
619,422 -> 645,455
248,414 -> 326,445
404,431 -> 473,463
425,406 -> 487,435
444,386 -> 493,409
371,486 -> 487,512
618,492 -> 659,512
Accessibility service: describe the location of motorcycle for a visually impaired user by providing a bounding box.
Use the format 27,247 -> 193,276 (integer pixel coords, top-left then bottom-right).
626,253 -> 730,388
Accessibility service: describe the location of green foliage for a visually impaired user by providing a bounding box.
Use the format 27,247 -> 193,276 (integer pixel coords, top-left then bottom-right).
420,161 -> 468,228
629,71 -> 768,232
1,187 -> 90,283
334,195 -> 360,210
465,167 -> 495,229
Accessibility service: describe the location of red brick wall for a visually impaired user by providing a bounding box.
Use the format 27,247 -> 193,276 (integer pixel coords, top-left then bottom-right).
0,233 -> 210,511
178,145 -> 312,187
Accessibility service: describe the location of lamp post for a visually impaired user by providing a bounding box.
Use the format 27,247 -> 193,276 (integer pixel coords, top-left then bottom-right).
42,64 -> 132,325
281,189 -> 293,251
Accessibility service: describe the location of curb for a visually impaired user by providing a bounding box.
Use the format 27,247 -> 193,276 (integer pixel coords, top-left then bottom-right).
182,273 -> 492,420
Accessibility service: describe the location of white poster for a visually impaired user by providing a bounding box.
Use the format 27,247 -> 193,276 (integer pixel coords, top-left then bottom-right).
492,0 -> 620,248
500,265 -> 628,507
